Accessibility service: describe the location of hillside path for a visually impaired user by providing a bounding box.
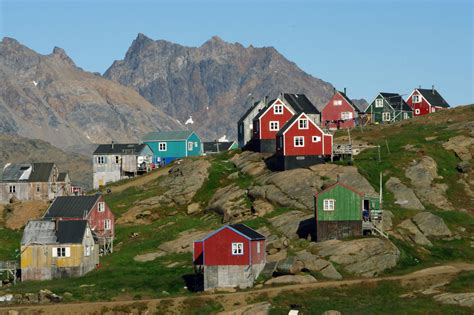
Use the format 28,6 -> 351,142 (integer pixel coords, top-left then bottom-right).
108,166 -> 171,193
1,262 -> 473,314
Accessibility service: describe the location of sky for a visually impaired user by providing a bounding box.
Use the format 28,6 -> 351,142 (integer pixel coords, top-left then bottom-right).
1,0 -> 472,105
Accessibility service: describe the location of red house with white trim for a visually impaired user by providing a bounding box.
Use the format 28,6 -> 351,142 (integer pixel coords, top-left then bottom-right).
406,86 -> 450,116
321,89 -> 361,129
193,224 -> 266,290
252,98 -> 295,152
276,112 -> 333,170
43,194 -> 115,254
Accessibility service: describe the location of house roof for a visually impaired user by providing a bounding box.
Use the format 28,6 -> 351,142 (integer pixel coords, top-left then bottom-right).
43,195 -> 101,219
238,100 -> 266,124
93,143 -> 150,155
417,88 -> 450,108
229,224 -> 266,240
203,141 -> 236,153
283,94 -> 320,114
253,99 -> 276,122
56,220 -> 87,244
1,163 -> 54,182
276,113 -> 302,137
142,130 -> 195,142
315,181 -> 365,197
57,172 -> 68,182
380,93 -> 412,111
338,91 -> 360,113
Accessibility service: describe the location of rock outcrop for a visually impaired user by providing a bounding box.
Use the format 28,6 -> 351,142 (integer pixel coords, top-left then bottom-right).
442,135 -> 474,161
385,177 -> 425,210
397,212 -> 452,247
433,292 -> 474,308
206,184 -> 250,222
265,274 -> 317,285
269,211 -> 314,240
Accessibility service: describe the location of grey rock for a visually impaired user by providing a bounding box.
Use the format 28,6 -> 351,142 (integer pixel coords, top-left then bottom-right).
412,212 -> 452,237
265,274 -> 317,285
206,183 -> 250,222
385,177 -> 424,210
398,219 -> 433,247
443,135 -> 474,161
433,292 -> 474,308
269,210 -> 314,240
457,161 -> 471,173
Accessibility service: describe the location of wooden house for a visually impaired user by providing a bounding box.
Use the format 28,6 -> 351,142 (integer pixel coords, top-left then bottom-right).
203,141 -> 238,155
92,143 -> 153,189
43,194 -> 115,255
0,163 -> 70,204
314,182 -> 381,242
321,89 -> 361,129
238,100 -> 267,148
21,219 -> 98,281
276,112 -> 333,170
282,93 -> 321,125
142,130 -> 202,166
406,86 -> 450,116
366,92 -> 413,124
193,224 -> 266,290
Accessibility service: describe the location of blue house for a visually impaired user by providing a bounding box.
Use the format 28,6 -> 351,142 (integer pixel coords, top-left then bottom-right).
142,130 -> 202,165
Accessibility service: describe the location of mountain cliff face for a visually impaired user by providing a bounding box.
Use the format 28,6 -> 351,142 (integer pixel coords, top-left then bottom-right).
104,34 -> 345,140
0,37 -> 181,152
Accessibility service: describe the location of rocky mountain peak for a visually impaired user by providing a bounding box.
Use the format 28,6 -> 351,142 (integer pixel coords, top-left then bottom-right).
51,46 -> 76,67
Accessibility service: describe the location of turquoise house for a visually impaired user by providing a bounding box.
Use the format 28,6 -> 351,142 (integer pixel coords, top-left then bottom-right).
142,130 -> 202,165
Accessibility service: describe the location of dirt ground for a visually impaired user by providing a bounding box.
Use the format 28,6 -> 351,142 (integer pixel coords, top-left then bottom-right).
109,166 -> 171,194
3,200 -> 48,230
2,263 -> 472,315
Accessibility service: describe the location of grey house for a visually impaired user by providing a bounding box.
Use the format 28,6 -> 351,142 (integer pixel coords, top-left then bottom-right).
0,163 -> 70,204
238,100 -> 267,148
93,143 -> 154,189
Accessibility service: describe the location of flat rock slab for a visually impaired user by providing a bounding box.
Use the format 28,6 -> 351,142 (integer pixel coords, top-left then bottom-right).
385,177 -> 424,210
269,210 -> 314,240
412,212 -> 452,237
265,274 -> 317,285
434,292 -> 474,308
159,229 -> 210,254
398,219 -> 433,247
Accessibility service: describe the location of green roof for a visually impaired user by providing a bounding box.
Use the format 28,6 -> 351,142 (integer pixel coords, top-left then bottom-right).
142,130 -> 195,141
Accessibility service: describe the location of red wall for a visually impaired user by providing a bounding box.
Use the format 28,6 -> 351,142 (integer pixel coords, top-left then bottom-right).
406,90 -> 431,116
250,240 -> 265,264
87,195 -> 115,239
203,227 -> 251,266
254,100 -> 293,140
193,241 -> 203,264
321,93 -> 356,129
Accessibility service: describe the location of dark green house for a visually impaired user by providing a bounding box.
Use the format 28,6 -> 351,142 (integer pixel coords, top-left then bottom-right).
366,92 -> 413,124
314,182 -> 380,241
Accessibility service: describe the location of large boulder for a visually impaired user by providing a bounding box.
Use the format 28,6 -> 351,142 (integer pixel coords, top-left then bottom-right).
296,250 -> 342,280
230,151 -> 270,177
265,274 -> 317,285
310,238 -> 400,277
397,219 -> 433,247
159,229 -> 210,254
269,211 -> 314,240
433,293 -> 474,308
442,135 -> 474,161
412,212 -> 452,237
206,184 -> 250,222
385,177 -> 424,210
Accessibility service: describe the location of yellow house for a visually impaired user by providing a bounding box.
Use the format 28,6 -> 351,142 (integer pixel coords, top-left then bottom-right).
21,219 -> 98,281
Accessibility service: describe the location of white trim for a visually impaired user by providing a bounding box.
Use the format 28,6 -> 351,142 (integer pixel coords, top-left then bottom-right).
158,142 -> 167,151
382,112 -> 391,121
294,136 -> 304,147
312,135 -> 321,143
232,242 -> 244,255
323,199 -> 335,211
415,108 -> 420,115
269,121 -> 279,131
412,94 -> 421,103
298,118 -> 308,130
274,104 -> 284,115
375,98 -> 384,108
98,202 -> 105,212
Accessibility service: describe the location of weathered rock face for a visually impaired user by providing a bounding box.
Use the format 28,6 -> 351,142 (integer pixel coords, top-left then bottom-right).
310,238 -> 400,277
104,34 -> 341,141
0,37 -> 181,153
398,219 -> 433,247
265,274 -> 317,285
269,211 -> 314,240
230,151 -> 271,177
396,212 -> 451,247
443,135 -> 474,161
159,229 -> 210,254
433,292 -> 474,308
206,184 -> 250,222
296,250 -> 342,280
405,156 -> 453,210
385,177 -> 425,210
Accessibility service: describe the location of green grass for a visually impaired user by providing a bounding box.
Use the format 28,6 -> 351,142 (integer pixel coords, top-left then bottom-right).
0,227 -> 22,260
446,271 -> 474,293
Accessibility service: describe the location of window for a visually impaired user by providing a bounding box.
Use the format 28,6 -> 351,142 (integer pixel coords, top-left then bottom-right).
98,202 -> 105,212
431,107 -> 436,113
382,112 -> 391,121
36,185 -> 40,192
415,109 -> 420,115
104,219 -> 111,230
232,242 -> 244,255
85,245 -> 91,257
9,185 -> 15,193
159,142 -> 167,151
323,199 -> 335,211
375,99 -> 384,108
274,105 -> 283,114
403,113 -> 409,120
412,95 -> 421,103
333,100 -> 342,106
97,156 -> 106,164
257,242 -> 261,254
341,112 -> 353,120
294,136 -> 304,147
298,119 -> 308,129
312,136 -> 321,143
115,156 -> 120,164
269,121 -> 279,131
188,142 -> 193,151
53,247 -> 70,258
194,142 -> 198,148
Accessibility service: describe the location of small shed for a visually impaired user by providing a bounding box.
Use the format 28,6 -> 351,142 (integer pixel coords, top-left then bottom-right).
193,224 -> 266,290
203,141 -> 237,155
314,182 -> 380,241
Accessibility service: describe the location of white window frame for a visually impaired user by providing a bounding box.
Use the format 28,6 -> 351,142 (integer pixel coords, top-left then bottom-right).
375,99 -> 384,108
104,219 -> 111,230
269,121 -> 279,131
188,141 -> 193,151
257,242 -> 261,254
115,156 -> 120,164
312,136 -> 321,143
333,100 -> 342,106
85,245 -> 91,257
382,112 -> 391,121
403,112 -> 409,120
341,112 -> 353,120
412,95 -> 421,103
9,185 -> 16,193
294,136 -> 304,147
298,119 -> 308,130
158,142 -> 167,151
274,105 -> 283,115
53,247 -> 70,258
323,199 -> 335,211
415,108 -> 420,115
232,242 -> 244,255
97,156 -> 106,164
98,202 -> 105,212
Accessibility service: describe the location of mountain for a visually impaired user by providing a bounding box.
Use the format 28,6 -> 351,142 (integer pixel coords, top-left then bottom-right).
105,34 -> 351,140
0,37 -> 182,153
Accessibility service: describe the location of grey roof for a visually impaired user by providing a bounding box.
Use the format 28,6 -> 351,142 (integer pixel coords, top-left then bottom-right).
380,93 -> 412,111
21,219 -> 87,245
142,130 -> 195,142
56,220 -> 87,244
238,100 -> 266,124
93,143 -> 150,155
1,163 -> 54,182
57,172 -> 68,182
276,113 -> 302,137
44,195 -> 101,219
203,141 -> 235,153
253,99 -> 276,122
283,94 -> 320,114
230,224 -> 265,240
1,163 -> 31,181
417,88 -> 450,108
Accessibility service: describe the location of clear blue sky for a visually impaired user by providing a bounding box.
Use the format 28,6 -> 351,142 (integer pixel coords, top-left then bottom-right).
1,0 -> 472,105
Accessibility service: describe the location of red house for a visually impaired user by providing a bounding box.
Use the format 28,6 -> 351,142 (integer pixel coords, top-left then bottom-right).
321,89 -> 361,129
276,112 -> 333,170
406,86 -> 450,116
43,194 -> 115,254
193,224 -> 266,290
252,98 -> 295,152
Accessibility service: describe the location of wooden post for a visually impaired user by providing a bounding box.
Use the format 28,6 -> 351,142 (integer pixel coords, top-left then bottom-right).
385,140 -> 390,154
377,145 -> 381,162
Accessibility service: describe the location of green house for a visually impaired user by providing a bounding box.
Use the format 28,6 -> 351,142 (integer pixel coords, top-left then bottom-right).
142,130 -> 202,165
366,92 -> 413,124
314,182 -> 380,241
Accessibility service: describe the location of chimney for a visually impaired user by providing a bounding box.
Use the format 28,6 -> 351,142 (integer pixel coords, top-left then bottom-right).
432,85 -> 435,95
264,96 -> 268,105
111,141 -> 114,149
419,85 -> 421,89
344,87 -> 347,95
333,87 -> 336,95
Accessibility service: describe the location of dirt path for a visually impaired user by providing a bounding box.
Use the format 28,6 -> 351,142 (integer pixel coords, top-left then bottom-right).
108,166 -> 171,193
2,263 -> 473,314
